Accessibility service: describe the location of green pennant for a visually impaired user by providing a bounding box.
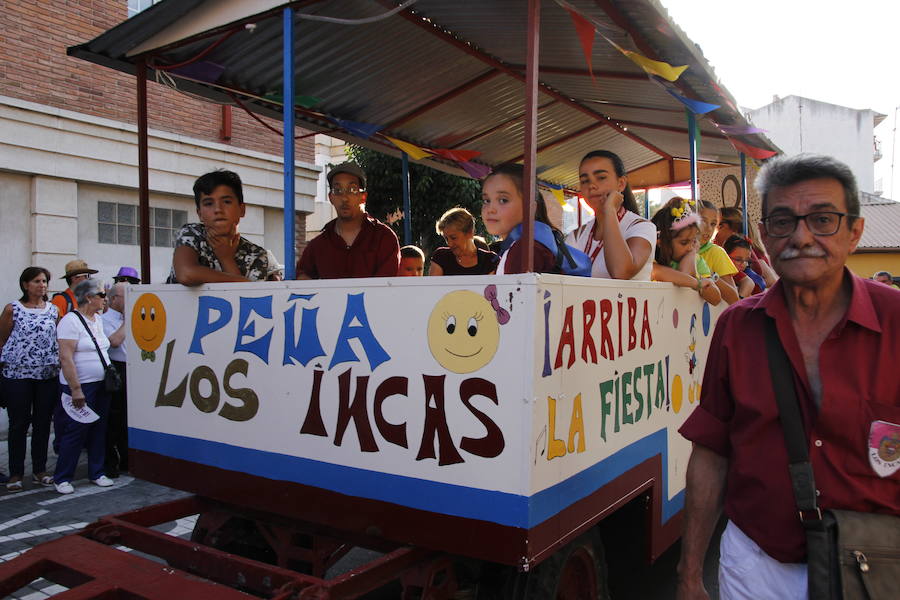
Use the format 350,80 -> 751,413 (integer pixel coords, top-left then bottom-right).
262,93 -> 323,109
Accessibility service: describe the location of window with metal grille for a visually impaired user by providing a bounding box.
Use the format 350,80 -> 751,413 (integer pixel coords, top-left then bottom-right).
127,0 -> 162,18
98,202 -> 187,247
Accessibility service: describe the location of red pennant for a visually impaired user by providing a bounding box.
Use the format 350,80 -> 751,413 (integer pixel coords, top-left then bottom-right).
729,138 -> 778,160
430,148 -> 482,162
567,9 -> 596,84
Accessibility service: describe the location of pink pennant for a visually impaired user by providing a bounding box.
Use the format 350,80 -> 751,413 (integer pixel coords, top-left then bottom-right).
729,138 -> 778,160
431,148 -> 482,162
459,161 -> 492,180
566,9 -> 597,83
717,124 -> 767,135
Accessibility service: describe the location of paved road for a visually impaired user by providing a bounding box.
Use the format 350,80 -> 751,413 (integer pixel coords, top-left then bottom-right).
0,433 -> 721,599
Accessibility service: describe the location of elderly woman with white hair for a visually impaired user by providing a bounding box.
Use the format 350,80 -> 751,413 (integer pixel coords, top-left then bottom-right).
53,278 -> 117,494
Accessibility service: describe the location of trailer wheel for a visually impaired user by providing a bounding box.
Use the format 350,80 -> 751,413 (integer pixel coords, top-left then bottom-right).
503,530 -> 609,600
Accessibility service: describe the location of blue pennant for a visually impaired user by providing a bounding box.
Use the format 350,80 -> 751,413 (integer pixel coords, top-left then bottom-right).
328,118 -> 383,140
665,89 -> 720,115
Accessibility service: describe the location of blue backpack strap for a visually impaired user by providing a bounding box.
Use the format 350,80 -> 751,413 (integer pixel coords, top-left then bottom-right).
501,223 -> 592,277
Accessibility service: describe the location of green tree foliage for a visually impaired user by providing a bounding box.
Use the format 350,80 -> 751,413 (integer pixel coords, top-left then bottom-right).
346,145 -> 487,258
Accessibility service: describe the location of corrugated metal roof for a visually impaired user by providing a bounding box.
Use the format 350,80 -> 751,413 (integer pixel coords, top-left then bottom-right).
858,200 -> 900,249
68,0 -> 778,188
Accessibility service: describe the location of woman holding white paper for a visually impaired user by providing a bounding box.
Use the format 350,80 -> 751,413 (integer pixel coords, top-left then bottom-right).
53,278 -> 117,494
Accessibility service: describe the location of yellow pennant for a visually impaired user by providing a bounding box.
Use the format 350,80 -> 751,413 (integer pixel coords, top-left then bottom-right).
551,188 -> 573,212
622,49 -> 688,82
384,136 -> 433,160
606,38 -> 687,82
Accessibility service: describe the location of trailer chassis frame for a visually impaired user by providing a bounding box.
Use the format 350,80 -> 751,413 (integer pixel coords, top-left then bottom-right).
0,495 -> 459,600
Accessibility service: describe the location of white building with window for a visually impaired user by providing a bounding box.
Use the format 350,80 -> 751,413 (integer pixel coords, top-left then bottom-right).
0,96 -> 319,300
747,96 -> 885,194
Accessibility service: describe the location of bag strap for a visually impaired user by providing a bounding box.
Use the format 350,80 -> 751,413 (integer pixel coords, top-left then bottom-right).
763,318 -> 823,524
72,310 -> 110,371
53,291 -> 74,313
552,229 -> 577,270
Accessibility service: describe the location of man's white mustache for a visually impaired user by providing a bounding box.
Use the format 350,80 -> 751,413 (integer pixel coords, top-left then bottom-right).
778,246 -> 827,260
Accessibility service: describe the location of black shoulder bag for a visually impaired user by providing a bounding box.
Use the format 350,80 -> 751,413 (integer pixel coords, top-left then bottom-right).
765,319 -> 900,600
73,311 -> 122,393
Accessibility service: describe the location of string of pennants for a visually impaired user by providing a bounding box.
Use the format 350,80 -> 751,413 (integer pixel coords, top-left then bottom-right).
555,0 -> 775,159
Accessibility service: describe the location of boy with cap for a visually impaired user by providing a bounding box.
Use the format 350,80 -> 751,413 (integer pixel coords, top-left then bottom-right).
52,259 -> 98,318
169,169 -> 270,285
297,162 -> 400,279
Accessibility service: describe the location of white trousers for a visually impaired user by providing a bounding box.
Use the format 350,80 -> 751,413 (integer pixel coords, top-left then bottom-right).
718,521 -> 808,599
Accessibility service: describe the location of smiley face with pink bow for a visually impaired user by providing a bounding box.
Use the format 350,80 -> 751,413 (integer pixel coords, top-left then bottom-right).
426,285 -> 509,373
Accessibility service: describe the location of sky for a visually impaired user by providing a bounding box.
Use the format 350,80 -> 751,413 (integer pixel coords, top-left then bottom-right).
661,0 -> 900,198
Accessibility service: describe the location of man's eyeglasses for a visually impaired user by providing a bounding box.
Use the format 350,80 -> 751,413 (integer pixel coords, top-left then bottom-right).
762,211 -> 847,238
330,185 -> 364,196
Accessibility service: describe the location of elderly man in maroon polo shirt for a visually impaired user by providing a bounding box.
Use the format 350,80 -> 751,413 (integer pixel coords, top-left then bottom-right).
297,162 -> 400,279
676,154 -> 900,599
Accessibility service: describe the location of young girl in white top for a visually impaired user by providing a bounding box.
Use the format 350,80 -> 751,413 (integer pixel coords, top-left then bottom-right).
564,150 -> 656,280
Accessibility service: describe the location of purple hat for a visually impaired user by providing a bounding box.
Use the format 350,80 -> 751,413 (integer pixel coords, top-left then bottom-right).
114,266 -> 140,282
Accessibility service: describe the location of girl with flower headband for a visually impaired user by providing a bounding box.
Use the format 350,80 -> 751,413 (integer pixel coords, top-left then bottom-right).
565,150 -> 656,280
650,197 -> 721,305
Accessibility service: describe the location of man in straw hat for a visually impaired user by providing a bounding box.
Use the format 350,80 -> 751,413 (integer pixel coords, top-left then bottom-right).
51,259 -> 98,318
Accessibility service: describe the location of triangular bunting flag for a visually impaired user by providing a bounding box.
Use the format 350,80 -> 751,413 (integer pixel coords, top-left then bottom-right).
729,138 -> 778,160
459,161 -> 492,179
384,136 -> 434,160
566,8 -> 597,83
262,93 -> 323,109
550,188 -> 568,208
170,61 -> 225,83
666,89 -> 720,115
717,124 -> 767,135
617,48 -> 688,82
328,118 -> 383,140
431,148 -> 482,162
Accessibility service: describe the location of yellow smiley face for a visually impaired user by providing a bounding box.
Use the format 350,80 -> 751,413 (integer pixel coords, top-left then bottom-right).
131,293 -> 167,353
427,290 -> 500,374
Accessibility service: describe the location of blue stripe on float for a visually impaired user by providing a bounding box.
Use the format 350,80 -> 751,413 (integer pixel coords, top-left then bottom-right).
527,429 -> 684,525
129,427 -> 683,528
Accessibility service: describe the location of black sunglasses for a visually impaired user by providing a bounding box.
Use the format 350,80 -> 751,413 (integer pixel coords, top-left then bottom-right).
93,292 -> 107,299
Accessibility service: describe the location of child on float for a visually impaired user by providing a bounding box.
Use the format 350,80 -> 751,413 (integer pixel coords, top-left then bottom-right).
481,164 -> 591,275
482,164 -> 554,274
650,197 -> 721,305
429,208 -> 499,276
697,200 -> 740,303
169,170 -> 271,285
724,234 -> 766,298
565,150 -> 656,279
398,246 -> 425,276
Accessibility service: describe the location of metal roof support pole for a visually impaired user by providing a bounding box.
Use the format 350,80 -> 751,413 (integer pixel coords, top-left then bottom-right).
740,152 -> 748,235
519,0 -> 540,273
283,7 -> 296,279
136,60 -> 151,283
688,111 -> 698,201
643,189 -> 650,219
402,152 -> 411,245
577,197 -> 582,229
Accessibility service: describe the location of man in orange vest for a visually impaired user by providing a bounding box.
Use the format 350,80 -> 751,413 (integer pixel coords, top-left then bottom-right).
52,259 -> 98,318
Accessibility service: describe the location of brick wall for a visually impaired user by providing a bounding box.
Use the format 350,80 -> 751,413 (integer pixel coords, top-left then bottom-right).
0,0 -> 314,163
